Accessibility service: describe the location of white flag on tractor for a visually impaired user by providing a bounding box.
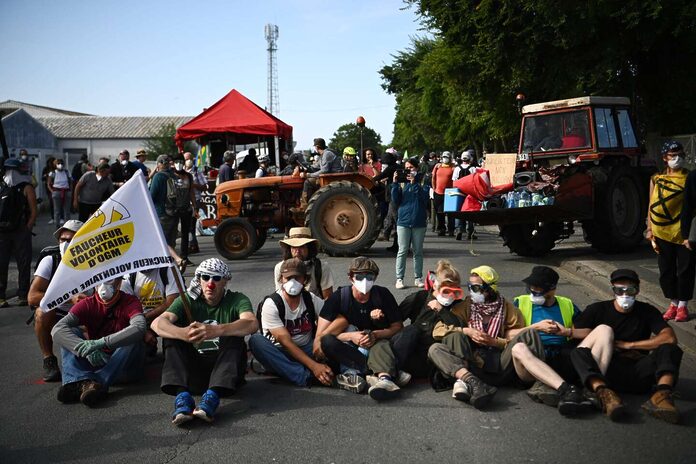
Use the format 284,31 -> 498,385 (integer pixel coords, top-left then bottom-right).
40,171 -> 172,311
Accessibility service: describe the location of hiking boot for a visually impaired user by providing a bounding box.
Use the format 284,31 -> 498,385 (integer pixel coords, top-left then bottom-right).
675,306 -> 689,322
557,384 -> 592,416
368,377 -> 400,401
172,391 -> 195,425
452,379 -> 472,402
395,370 -> 412,388
663,304 -> 678,321
595,386 -> 626,421
583,388 -> 602,411
57,381 -> 86,404
526,380 -> 559,407
193,389 -> 220,422
642,389 -> 680,424
464,375 -> 497,409
0,299 -> 8,308
336,372 -> 367,394
42,355 -> 61,382
414,278 -> 424,288
395,279 -> 405,290
79,380 -> 106,407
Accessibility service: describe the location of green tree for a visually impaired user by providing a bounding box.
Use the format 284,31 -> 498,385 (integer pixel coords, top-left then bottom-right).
329,123 -> 383,156
144,123 -> 196,160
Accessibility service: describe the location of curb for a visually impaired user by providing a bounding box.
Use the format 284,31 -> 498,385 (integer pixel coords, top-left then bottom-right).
559,258 -> 696,354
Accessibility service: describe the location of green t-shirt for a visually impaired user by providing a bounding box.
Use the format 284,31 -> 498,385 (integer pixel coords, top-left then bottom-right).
167,290 -> 253,326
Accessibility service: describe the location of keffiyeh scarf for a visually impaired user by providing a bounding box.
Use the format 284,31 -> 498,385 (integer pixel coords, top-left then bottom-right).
469,295 -> 505,338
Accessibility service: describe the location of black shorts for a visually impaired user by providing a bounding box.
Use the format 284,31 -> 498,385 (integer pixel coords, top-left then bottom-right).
545,345 -> 580,385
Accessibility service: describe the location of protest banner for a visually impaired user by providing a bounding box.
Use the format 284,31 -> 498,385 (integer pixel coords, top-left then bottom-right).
484,153 -> 517,187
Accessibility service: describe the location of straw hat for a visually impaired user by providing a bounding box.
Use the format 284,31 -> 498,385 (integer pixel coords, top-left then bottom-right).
279,227 -> 317,248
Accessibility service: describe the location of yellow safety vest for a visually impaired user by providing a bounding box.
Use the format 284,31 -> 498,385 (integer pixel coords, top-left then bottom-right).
650,170 -> 688,245
517,295 -> 574,328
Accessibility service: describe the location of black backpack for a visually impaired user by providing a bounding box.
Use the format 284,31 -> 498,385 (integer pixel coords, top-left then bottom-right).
34,245 -> 61,277
0,180 -> 27,232
257,290 -> 317,342
164,172 -> 191,216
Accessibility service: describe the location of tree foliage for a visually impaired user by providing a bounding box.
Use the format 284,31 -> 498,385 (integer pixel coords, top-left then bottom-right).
382,0 -> 696,153
329,123 -> 383,155
143,123 -> 196,160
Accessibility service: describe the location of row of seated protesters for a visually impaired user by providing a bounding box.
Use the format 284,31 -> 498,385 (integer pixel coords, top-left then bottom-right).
38,227 -> 682,426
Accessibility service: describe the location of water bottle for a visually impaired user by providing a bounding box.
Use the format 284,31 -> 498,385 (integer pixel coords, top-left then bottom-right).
531,193 -> 542,206
519,191 -> 531,208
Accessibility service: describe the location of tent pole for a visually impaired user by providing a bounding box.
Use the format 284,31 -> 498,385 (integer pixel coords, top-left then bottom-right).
274,136 -> 280,167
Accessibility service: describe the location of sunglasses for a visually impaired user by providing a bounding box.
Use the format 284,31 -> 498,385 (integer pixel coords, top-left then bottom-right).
439,286 -> 464,299
612,285 -> 638,296
467,283 -> 489,293
353,273 -> 376,281
199,274 -> 223,282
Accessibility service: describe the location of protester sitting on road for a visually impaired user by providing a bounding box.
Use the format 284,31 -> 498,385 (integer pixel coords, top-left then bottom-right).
51,278 -> 146,407
28,220 -> 87,382
249,258 -> 333,387
121,267 -> 179,356
73,162 -> 114,222
428,265 -> 529,409
152,258 -> 257,425
273,227 -> 335,300
646,141 -> 694,323
318,257 -> 415,401
510,266 -> 591,416
570,268 -> 683,424
392,157 -> 429,290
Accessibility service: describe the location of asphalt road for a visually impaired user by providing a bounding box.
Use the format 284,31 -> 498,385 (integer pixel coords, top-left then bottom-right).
1,226 -> 695,463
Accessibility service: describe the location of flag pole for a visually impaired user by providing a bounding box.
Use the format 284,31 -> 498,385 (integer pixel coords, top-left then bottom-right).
171,264 -> 194,323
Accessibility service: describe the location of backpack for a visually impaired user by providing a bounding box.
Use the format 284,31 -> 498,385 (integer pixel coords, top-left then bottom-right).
129,267 -> 169,292
312,258 -> 323,297
0,181 -> 27,232
164,172 -> 191,216
34,245 -> 61,277
257,290 -> 317,342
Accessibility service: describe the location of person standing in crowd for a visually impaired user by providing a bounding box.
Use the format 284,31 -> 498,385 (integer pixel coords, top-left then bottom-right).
342,147 -> 359,173
110,149 -> 139,189
570,269 -> 683,424
392,158 -> 429,290
51,278 -> 146,407
170,157 -> 197,265
236,148 -> 260,178
149,155 -> 179,248
41,156 -> 56,224
47,157 -> 72,226
184,152 -> 208,255
249,258 -> 333,387
0,159 -> 37,308
273,227 -> 335,300
255,155 -> 271,178
646,141 -> 694,322
217,151 -> 235,184
373,150 -> 399,252
152,259 -> 257,425
452,149 -> 477,240
72,162 -> 114,222
293,138 -> 342,212
359,148 -> 381,178
28,220 -> 86,382
71,154 -> 90,184
132,149 -> 150,177
431,151 -> 455,236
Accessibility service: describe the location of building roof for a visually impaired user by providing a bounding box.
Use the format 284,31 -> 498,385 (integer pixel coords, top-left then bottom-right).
522,96 -> 631,114
0,99 -> 92,118
35,115 -> 193,139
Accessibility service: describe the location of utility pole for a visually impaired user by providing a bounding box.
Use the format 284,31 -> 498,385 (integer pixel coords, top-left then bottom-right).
265,24 -> 279,116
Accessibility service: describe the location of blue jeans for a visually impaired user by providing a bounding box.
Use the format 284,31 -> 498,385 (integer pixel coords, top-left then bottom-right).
248,333 -> 313,386
396,226 -> 426,280
61,340 -> 145,388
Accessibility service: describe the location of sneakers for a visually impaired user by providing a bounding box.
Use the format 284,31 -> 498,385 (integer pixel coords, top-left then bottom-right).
452,379 -> 472,402
47,219 -> 54,225
414,278 -> 424,288
595,386 -> 626,421
557,384 -> 592,416
15,297 -> 28,307
57,380 -> 86,403
193,389 -> 220,422
642,388 -> 679,424
464,375 -> 497,409
367,376 -> 400,401
663,304 -> 678,320
172,391 -> 196,425
42,355 -> 61,382
675,306 -> 689,322
526,380 -> 559,407
0,299 -> 8,308
395,279 -> 405,290
79,380 -> 106,407
395,370 -> 412,387
336,372 -> 367,394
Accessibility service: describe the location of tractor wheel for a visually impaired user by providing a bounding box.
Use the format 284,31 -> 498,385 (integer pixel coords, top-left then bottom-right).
255,229 -> 267,250
214,218 -> 258,260
499,222 -> 560,257
305,181 -> 380,256
582,166 -> 646,253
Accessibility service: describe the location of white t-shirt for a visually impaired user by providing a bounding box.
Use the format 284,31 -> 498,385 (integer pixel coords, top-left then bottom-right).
35,255 -> 94,313
50,169 -> 71,189
273,259 -> 335,298
121,268 -> 178,312
261,290 -> 324,347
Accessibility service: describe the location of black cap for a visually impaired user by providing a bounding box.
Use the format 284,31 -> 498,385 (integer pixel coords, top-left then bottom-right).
522,266 -> 559,291
313,138 -> 327,149
610,268 -> 640,285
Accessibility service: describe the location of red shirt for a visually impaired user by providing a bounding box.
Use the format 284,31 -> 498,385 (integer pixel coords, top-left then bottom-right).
69,292 -> 143,340
432,164 -> 454,194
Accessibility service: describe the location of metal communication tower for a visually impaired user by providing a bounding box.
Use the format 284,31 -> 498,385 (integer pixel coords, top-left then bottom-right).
265,24 -> 279,115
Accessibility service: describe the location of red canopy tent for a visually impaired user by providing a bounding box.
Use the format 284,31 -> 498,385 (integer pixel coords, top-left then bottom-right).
175,89 -> 293,165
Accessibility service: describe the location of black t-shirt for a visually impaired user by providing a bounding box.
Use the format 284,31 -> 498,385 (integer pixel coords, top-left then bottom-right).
110,161 -> 140,183
574,300 -> 669,342
319,285 -> 401,330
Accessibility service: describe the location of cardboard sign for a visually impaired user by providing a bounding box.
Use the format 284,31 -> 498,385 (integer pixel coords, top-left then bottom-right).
484,153 -> 517,186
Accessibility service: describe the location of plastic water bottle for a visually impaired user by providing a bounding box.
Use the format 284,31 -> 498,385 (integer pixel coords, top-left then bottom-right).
531,193 -> 542,206
519,191 -> 531,208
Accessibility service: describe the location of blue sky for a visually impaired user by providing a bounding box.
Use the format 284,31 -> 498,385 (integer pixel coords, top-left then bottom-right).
0,0 -> 425,150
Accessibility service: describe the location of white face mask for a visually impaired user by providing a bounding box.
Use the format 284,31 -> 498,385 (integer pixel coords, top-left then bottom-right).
353,278 -> 374,295
20,154 -> 28,161
95,173 -> 102,181
435,294 -> 455,307
97,282 -> 116,301
56,164 -> 64,170
667,156 -> 684,169
470,291 -> 485,304
120,159 -> 128,166
185,159 -> 194,169
616,295 -> 635,310
282,279 -> 303,296
174,162 -> 184,171
530,294 -> 546,305
59,241 -> 70,256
